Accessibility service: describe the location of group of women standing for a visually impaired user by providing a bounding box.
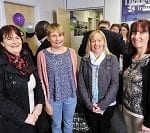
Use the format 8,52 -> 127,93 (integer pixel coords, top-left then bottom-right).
0,19 -> 150,133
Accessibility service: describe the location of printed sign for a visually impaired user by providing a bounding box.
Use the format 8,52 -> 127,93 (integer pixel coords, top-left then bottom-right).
121,0 -> 150,22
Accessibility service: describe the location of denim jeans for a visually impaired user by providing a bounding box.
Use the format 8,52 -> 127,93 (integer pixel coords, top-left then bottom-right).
50,97 -> 77,133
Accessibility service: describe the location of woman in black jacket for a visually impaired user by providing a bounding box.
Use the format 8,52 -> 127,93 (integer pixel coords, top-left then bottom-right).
0,25 -> 45,133
123,19 -> 150,133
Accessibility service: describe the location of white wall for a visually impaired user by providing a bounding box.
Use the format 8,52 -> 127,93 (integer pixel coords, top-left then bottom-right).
0,0 -> 65,49
0,1 -> 6,26
3,0 -> 37,5
66,0 -> 104,10
36,0 -> 65,23
0,0 -> 124,27
66,0 -> 122,24
0,0 -> 65,27
0,0 -> 38,27
104,0 -> 121,24
70,31 -> 82,67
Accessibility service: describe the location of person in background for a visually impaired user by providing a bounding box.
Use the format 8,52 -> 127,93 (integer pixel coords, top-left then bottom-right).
119,22 -> 130,67
110,23 -> 121,33
78,30 -> 119,133
120,23 -> 130,44
97,20 -> 111,30
123,19 -> 150,133
37,23 -> 77,133
35,20 -> 50,60
0,25 -> 45,133
119,22 -> 130,107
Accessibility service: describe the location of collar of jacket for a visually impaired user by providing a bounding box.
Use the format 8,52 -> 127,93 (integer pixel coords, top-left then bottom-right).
82,54 -> 113,65
0,52 -> 24,75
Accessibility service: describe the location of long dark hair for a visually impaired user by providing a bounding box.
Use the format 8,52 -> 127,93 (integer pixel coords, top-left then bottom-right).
121,23 -> 129,43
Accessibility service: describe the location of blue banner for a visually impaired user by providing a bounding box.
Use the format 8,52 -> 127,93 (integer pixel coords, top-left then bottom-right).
121,0 -> 150,22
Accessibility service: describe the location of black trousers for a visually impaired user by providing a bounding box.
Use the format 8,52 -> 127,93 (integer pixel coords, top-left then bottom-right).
85,105 -> 115,133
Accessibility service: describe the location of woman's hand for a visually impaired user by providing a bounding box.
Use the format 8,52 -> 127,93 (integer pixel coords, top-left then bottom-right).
45,101 -> 53,115
25,104 -> 43,125
92,103 -> 101,113
25,114 -> 36,125
32,104 -> 43,117
32,104 -> 43,122
140,124 -> 150,132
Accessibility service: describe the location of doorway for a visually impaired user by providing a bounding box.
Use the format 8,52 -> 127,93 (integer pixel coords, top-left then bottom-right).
70,9 -> 104,66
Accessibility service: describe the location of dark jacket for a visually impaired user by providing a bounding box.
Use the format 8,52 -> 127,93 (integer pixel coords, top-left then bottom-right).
141,59 -> 150,128
0,51 -> 45,133
78,54 -> 119,111
35,39 -> 50,61
78,29 -> 125,60
23,42 -> 35,63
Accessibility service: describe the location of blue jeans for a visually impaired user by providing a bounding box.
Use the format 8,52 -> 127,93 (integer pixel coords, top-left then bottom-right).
50,97 -> 77,133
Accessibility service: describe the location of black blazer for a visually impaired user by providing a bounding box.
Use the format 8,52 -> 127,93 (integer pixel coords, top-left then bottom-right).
142,60 -> 150,128
35,39 -> 50,61
0,51 -> 44,133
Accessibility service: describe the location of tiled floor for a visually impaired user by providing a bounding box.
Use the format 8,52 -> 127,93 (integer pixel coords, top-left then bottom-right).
73,106 -> 127,133
109,107 -> 127,133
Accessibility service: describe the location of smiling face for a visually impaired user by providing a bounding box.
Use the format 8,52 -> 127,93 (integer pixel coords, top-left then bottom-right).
48,32 -> 64,49
130,20 -> 150,52
47,23 -> 64,50
89,32 -> 105,56
2,30 -> 22,56
131,31 -> 149,50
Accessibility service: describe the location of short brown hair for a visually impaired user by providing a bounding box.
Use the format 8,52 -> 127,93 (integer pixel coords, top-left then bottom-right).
47,23 -> 64,37
98,20 -> 111,29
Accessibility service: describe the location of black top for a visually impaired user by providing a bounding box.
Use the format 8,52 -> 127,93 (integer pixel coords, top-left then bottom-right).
22,42 -> 35,63
0,51 -> 45,133
142,60 -> 150,128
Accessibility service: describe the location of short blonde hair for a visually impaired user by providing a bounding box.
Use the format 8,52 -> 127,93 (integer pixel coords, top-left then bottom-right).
86,30 -> 111,56
47,23 -> 64,37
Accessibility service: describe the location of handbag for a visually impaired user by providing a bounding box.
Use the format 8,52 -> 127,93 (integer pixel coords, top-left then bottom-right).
36,109 -> 51,133
73,112 -> 89,132
73,97 -> 90,132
